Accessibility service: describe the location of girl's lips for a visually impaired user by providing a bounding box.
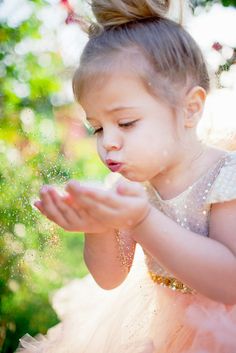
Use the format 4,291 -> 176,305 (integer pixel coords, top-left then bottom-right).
106,161 -> 123,172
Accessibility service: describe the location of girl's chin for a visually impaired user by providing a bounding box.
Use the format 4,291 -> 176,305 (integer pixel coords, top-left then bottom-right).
119,170 -> 147,183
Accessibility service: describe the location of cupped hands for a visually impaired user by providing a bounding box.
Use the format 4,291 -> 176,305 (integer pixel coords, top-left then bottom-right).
34,179 -> 151,234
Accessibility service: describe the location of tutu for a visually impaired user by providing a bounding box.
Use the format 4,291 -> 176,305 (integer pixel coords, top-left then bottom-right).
17,151 -> 236,353
17,247 -> 236,353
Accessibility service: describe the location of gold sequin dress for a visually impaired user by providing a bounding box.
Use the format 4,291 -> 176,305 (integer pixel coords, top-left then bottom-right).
17,151 -> 236,353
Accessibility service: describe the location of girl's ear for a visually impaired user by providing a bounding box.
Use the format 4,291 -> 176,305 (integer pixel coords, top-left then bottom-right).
183,86 -> 206,128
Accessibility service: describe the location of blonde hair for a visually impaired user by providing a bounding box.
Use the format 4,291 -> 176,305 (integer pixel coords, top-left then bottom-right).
73,0 -> 209,106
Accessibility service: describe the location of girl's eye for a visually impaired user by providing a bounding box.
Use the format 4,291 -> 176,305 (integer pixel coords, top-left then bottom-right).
92,120 -> 138,135
93,127 -> 103,135
119,120 -> 138,128
119,120 -> 136,127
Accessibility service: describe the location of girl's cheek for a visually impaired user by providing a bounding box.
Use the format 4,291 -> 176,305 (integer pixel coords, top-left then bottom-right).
97,143 -> 105,162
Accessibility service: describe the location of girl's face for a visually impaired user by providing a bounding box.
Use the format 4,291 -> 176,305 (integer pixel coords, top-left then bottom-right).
80,73 -> 183,184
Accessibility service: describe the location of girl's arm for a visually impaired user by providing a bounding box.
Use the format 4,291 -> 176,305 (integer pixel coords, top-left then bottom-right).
84,230 -> 136,290
36,184 -> 137,290
132,201 -> 236,304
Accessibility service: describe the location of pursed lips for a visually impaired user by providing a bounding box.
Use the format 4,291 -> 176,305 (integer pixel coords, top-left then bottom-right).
106,159 -> 123,172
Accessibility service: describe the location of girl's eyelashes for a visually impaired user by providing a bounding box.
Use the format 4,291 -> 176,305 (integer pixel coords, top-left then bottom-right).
93,127 -> 103,135
92,120 -> 138,135
119,120 -> 138,128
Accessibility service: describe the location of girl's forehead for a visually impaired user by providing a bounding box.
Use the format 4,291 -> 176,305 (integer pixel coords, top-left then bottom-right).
83,70 -> 145,91
80,71 -> 153,106
80,81 -> 155,119
80,77 -> 177,123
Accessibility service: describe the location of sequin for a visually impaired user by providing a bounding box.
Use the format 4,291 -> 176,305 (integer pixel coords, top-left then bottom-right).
148,272 -> 194,294
115,229 -> 135,271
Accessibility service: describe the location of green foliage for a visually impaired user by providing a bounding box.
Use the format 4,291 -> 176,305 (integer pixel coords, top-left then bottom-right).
191,0 -> 236,7
0,114 -> 107,353
221,0 -> 236,6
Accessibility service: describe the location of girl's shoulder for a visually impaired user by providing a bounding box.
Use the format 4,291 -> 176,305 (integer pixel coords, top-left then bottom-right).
207,151 -> 236,205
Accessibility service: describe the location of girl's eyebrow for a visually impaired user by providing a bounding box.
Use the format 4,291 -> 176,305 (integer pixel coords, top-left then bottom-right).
87,106 -> 137,120
105,105 -> 137,113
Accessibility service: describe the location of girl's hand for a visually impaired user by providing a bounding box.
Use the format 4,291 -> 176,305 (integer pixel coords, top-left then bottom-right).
34,185 -> 110,233
65,179 -> 151,230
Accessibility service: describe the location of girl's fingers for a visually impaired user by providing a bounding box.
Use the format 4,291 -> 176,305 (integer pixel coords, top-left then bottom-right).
48,188 -> 81,225
62,193 -> 74,205
65,181 -> 88,211
66,181 -> 119,209
67,193 -> 119,224
34,200 -> 43,210
116,181 -> 145,196
66,181 -> 139,225
39,187 -> 71,229
69,190 -> 147,228
65,180 -> 80,193
74,189 -> 141,223
38,185 -> 105,232
34,200 -> 48,217
34,200 -> 41,206
80,188 -> 118,208
61,192 -> 87,214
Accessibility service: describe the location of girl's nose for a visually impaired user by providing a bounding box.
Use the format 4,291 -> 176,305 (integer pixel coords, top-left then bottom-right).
102,132 -> 121,151
102,140 -> 121,152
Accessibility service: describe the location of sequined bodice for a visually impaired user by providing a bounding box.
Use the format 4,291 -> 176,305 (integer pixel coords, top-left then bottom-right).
144,151 -> 236,277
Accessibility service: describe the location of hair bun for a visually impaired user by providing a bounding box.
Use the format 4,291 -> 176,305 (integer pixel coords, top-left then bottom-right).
91,0 -> 170,28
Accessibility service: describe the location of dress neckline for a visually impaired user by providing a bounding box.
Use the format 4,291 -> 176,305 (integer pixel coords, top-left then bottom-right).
148,151 -> 230,203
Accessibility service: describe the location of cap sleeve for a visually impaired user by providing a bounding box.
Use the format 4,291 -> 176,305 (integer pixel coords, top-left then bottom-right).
207,152 -> 236,204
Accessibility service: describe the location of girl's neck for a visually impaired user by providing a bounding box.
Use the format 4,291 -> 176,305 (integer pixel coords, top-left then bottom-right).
150,143 -> 226,201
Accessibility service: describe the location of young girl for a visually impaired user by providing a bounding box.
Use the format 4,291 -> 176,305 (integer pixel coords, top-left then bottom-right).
18,1 -> 236,352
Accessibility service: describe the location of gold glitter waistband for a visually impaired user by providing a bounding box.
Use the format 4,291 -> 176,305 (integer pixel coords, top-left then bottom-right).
148,271 -> 194,294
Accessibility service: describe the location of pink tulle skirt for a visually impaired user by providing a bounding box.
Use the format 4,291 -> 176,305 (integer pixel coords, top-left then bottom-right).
17,250 -> 236,353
